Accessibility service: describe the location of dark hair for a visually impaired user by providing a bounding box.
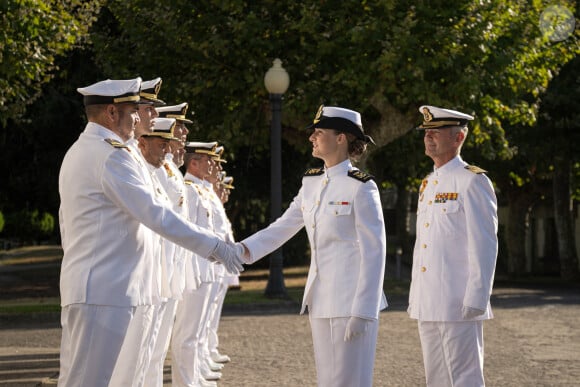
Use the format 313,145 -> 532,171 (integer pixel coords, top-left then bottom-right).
334,130 -> 367,160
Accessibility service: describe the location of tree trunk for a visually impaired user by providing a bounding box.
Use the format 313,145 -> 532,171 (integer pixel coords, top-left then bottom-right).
506,193 -> 532,276
552,156 -> 580,280
396,186 -> 414,260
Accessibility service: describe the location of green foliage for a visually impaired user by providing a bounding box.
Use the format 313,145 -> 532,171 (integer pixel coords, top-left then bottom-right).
88,0 -> 578,163
0,0 -> 102,125
1,0 -> 578,276
3,209 -> 55,242
0,211 -> 4,233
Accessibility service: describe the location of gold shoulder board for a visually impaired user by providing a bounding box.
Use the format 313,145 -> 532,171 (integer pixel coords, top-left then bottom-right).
465,165 -> 487,174
348,170 -> 374,183
104,138 -> 127,148
184,180 -> 194,185
304,167 -> 324,176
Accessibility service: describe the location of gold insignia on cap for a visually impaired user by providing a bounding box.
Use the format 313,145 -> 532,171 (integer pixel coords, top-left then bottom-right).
422,107 -> 433,122
313,105 -> 324,124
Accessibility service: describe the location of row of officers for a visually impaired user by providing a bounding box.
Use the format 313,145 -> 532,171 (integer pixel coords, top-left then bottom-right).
59,77 -> 244,387
58,76 -> 498,387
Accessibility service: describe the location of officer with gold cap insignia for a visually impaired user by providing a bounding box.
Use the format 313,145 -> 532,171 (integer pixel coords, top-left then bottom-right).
134,77 -> 165,140
145,111 -> 196,387
57,79 -> 244,387
154,102 -> 195,303
138,116 -> 189,387
140,77 -> 166,106
156,102 -> 194,124
139,117 -> 176,168
155,103 -> 193,194
409,105 -> 498,387
239,105 -> 387,387
146,106 -> 199,386
172,141 -> 225,387
154,103 -> 195,302
222,175 -> 234,190
205,147 -> 236,369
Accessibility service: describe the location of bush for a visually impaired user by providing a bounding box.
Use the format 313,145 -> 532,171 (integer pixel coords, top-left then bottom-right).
3,209 -> 55,243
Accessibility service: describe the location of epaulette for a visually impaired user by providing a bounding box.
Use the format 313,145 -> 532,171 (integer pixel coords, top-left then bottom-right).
184,180 -> 194,185
304,167 -> 324,176
104,138 -> 127,148
348,169 -> 374,183
465,165 -> 487,174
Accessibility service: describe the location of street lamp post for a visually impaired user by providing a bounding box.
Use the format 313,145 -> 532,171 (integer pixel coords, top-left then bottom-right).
264,58 -> 290,298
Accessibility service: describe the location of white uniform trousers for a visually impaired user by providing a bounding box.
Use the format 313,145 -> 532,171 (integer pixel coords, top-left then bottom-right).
206,278 -> 228,358
309,315 -> 379,387
144,299 -> 178,387
171,282 -> 213,387
58,303 -> 157,387
418,320 -> 485,387
199,280 -> 220,369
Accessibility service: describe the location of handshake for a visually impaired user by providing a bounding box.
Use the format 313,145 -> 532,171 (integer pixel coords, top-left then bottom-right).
208,240 -> 250,275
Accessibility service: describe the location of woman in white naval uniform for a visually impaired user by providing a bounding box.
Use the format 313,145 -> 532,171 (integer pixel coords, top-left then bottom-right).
241,105 -> 387,387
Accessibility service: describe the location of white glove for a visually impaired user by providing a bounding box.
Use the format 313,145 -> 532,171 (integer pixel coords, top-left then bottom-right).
209,240 -> 245,275
344,316 -> 371,342
238,242 -> 252,263
462,306 -> 485,319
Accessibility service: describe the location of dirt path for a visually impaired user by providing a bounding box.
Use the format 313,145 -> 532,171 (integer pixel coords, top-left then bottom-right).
0,286 -> 579,386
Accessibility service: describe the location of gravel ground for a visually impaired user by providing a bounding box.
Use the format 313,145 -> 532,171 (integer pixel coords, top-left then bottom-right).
1,285 -> 579,386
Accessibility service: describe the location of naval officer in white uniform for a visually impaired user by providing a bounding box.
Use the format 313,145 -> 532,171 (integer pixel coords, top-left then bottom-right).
172,141 -> 222,387
58,78 -> 244,387
240,105 -> 387,387
408,105 -> 498,387
145,103 -> 195,387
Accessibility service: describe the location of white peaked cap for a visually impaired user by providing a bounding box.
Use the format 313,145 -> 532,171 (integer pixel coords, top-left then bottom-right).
77,77 -> 142,105
417,105 -> 474,130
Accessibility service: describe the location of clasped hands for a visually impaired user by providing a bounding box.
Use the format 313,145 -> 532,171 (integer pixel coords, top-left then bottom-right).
210,242 -> 374,343
208,240 -> 252,275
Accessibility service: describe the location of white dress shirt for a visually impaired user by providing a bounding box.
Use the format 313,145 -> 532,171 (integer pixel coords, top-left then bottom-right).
183,173 -> 216,284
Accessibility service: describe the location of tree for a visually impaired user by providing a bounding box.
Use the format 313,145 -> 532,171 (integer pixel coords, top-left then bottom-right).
84,1 -> 578,260
0,0 -> 101,125
538,56 -> 580,280
2,0 -> 579,275
91,1 -> 578,153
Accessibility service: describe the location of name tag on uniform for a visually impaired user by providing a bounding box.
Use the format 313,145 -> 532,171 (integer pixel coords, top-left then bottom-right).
434,192 -> 458,203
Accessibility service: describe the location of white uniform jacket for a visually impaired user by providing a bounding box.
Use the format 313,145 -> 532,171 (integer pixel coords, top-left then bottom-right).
58,123 -> 219,307
243,159 -> 387,320
183,173 -> 216,284
408,155 -> 498,321
145,161 -> 171,302
208,186 -> 229,279
155,156 -> 192,298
